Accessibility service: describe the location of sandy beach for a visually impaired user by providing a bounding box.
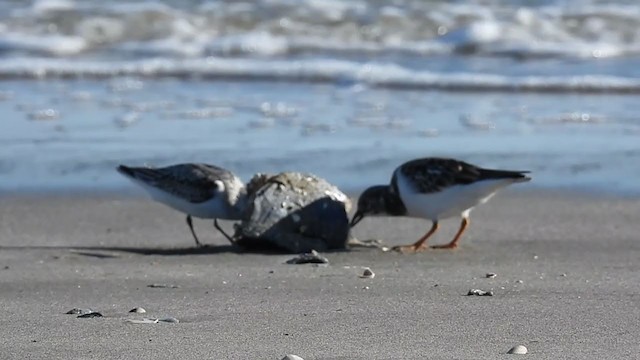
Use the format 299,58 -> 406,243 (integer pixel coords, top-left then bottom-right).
1,190 -> 639,359
3,1 -> 640,359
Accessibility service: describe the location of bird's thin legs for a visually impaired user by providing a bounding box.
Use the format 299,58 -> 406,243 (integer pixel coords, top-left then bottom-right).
431,217 -> 469,250
392,221 -> 439,253
186,215 -> 203,247
214,219 -> 235,244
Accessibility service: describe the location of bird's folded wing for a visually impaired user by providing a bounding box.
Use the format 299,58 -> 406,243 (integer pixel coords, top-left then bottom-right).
395,158 -> 500,194
132,164 -> 228,203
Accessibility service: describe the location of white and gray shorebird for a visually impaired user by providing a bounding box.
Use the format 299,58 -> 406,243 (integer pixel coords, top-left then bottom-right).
350,157 -> 531,253
117,163 -> 247,247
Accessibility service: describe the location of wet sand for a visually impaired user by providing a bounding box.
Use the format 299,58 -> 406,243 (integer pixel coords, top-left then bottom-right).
0,190 -> 639,359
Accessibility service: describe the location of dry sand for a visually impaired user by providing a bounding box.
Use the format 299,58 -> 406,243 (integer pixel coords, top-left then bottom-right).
1,190 -> 639,359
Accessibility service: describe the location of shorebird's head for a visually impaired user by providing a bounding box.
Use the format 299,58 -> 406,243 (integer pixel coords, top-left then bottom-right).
350,185 -> 392,227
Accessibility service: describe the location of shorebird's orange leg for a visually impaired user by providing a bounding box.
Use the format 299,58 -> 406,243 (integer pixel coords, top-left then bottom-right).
431,217 -> 469,250
392,222 -> 439,254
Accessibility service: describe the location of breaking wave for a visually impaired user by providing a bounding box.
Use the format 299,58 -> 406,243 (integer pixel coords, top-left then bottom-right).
1,57 -> 640,93
1,0 -> 640,60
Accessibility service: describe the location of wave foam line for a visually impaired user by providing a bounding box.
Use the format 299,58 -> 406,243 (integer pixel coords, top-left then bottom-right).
2,57 -> 640,93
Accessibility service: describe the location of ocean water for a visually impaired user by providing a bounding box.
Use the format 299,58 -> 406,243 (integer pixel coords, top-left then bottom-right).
1,0 -> 640,195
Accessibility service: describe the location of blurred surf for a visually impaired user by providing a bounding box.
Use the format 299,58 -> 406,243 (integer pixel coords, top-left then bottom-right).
1,0 -> 640,195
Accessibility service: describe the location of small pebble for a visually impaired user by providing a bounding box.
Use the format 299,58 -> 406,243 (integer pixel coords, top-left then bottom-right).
359,268 -> 375,279
282,355 -> 304,360
77,312 -> 103,318
467,289 -> 493,296
486,273 -> 497,278
516,280 -> 524,284
129,307 -> 146,314
507,345 -> 528,354
65,308 -> 93,315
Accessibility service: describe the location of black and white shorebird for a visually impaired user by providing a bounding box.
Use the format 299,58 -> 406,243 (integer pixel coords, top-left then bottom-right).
350,157 -> 531,253
117,163 -> 247,247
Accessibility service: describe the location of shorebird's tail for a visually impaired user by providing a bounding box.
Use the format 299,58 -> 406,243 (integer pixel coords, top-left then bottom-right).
116,165 -> 136,178
116,165 -> 161,183
478,168 -> 531,183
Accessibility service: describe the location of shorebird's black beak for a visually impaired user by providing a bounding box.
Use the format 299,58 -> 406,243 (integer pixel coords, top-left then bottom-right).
350,211 -> 364,228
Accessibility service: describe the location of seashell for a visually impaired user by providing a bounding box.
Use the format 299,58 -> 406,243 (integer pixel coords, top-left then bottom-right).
286,250 -> 329,265
65,308 -> 92,315
158,317 -> 179,323
507,345 -> 528,354
77,312 -> 103,318
125,318 -> 159,324
359,268 -> 375,279
467,289 -> 493,296
282,355 -> 304,360
147,284 -> 180,288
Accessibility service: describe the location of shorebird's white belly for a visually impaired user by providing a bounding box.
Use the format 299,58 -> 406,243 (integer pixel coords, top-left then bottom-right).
396,173 -> 513,220
129,178 -> 230,219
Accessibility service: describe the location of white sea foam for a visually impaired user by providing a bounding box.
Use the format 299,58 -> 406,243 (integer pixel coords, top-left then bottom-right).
0,57 -> 639,93
0,0 -> 640,60
29,0 -> 76,14
0,33 -> 87,56
1,1 -> 639,92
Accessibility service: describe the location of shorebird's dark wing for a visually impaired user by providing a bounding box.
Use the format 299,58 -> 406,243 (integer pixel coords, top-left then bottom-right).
118,163 -> 234,203
393,158 -> 530,194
